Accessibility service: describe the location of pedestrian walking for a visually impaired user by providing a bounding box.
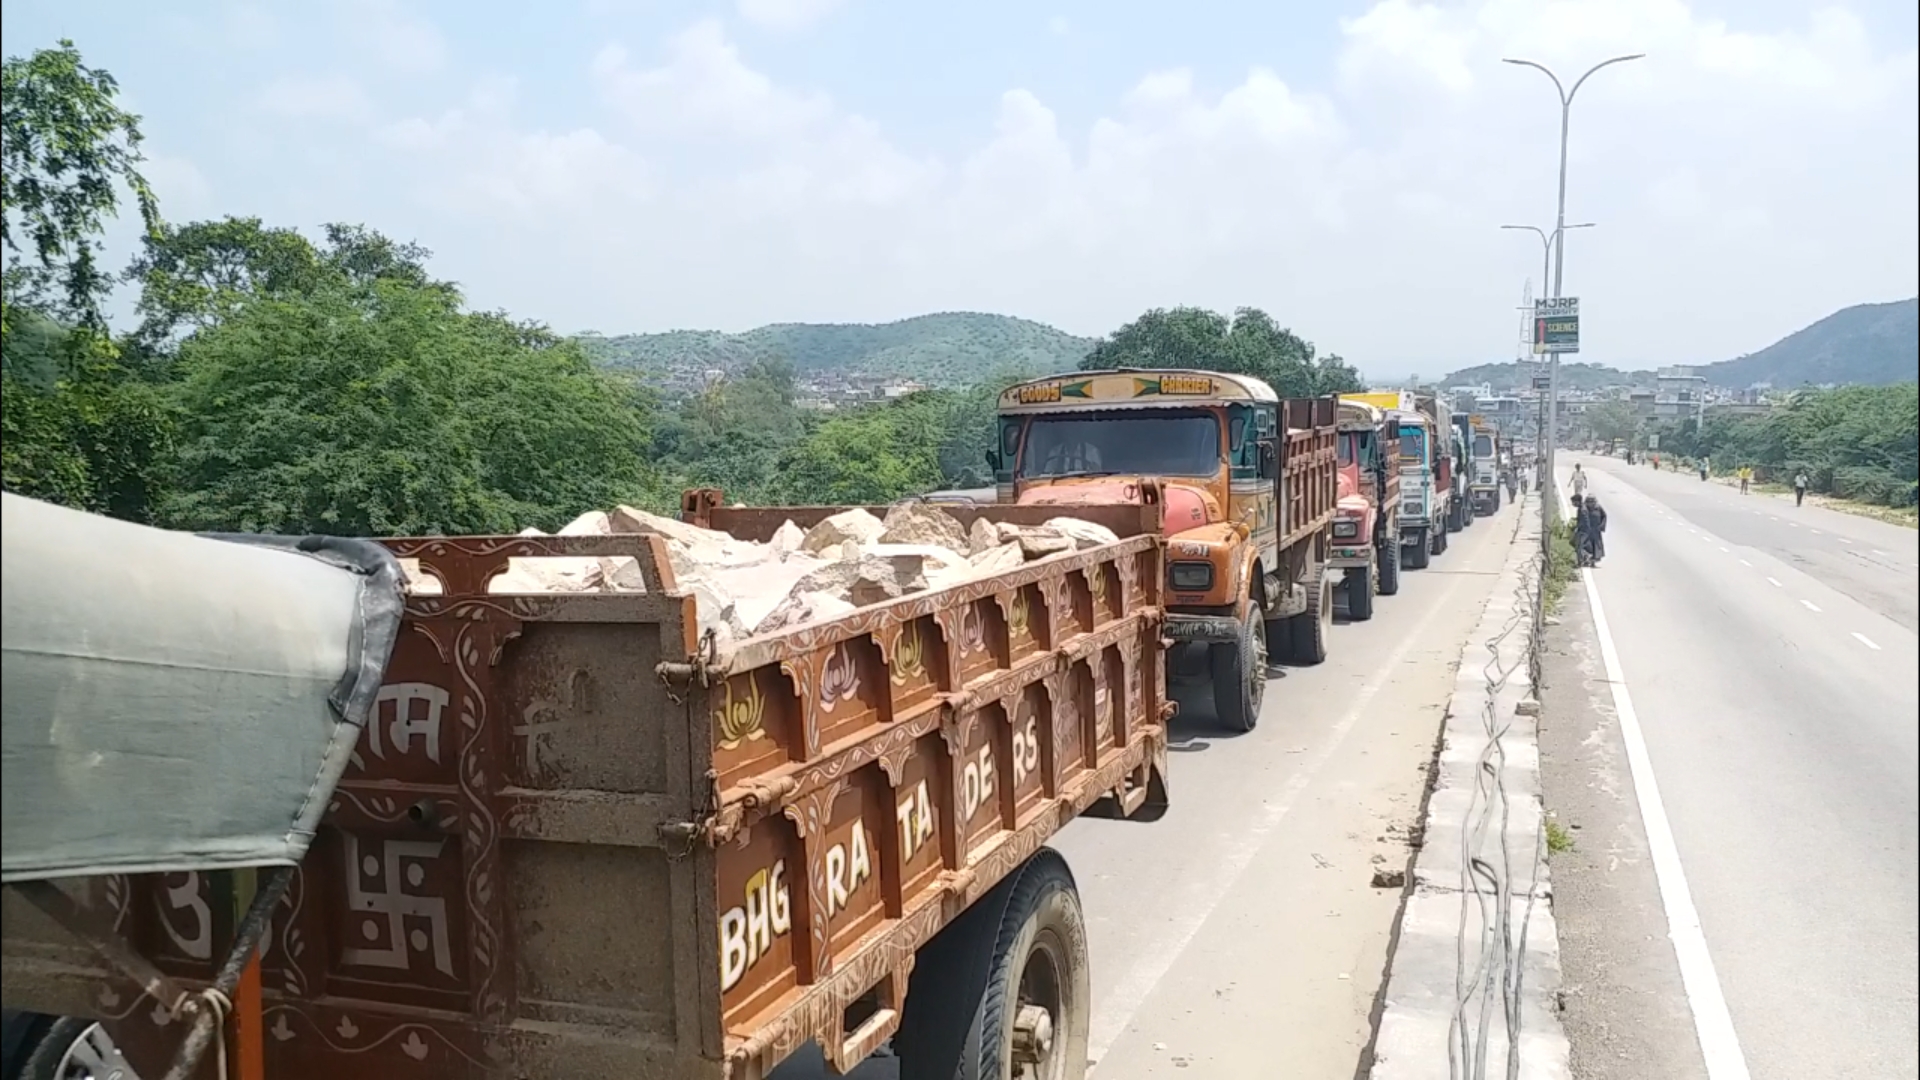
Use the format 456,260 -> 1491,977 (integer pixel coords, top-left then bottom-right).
1570,463 -> 1588,500
1794,471 -> 1809,507
1739,466 -> 1752,495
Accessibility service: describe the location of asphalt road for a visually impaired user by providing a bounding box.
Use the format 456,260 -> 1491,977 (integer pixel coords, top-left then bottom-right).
1547,454 -> 1919,1080
773,504 -> 1524,1079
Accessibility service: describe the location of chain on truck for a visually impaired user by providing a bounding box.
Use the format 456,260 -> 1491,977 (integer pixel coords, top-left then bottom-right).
987,370 -> 1339,735
1,487 -> 1177,1080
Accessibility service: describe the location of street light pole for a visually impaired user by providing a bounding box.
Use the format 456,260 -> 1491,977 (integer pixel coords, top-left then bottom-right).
1501,223 -> 1594,489
1503,53 -> 1643,546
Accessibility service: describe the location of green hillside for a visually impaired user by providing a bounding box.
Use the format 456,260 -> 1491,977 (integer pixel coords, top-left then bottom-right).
582,312 -> 1097,385
1702,298 -> 1917,388
1437,360 -> 1651,391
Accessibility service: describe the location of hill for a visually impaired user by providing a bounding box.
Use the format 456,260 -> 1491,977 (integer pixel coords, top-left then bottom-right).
581,312 -> 1097,386
1436,360 -> 1650,392
1702,298 -> 1917,388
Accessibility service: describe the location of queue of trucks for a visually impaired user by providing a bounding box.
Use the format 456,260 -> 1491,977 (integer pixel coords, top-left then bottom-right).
0,367 -> 1510,1080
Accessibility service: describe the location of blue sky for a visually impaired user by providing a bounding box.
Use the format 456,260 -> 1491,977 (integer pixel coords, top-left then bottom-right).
6,0 -> 1917,380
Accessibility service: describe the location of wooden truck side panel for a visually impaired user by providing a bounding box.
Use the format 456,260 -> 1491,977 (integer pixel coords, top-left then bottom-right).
2,507 -> 1169,1080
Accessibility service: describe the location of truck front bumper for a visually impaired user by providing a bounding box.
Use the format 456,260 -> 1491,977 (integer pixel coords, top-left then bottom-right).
1162,613 -> 1242,644
1328,546 -> 1373,570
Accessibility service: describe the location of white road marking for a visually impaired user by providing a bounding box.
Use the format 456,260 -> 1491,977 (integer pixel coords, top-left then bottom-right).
1766,577 -> 1783,588
1800,599 -> 1821,613
1718,546 -> 1730,553
1853,632 -> 1883,651
1738,559 -> 1752,567
1837,538 -> 1852,545
1085,540 -> 1494,1059
1874,550 -> 1892,557
1581,570 -> 1753,1080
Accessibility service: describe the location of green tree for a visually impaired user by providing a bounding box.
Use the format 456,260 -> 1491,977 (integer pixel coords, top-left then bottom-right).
161,275 -> 656,535
2,39 -> 172,519
1082,306 -> 1361,397
1581,400 -> 1642,444
2,39 -> 159,329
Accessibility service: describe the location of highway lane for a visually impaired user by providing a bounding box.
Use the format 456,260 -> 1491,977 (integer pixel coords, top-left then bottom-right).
1554,455 -> 1919,1079
1576,454 -> 1918,630
776,502 -> 1525,1079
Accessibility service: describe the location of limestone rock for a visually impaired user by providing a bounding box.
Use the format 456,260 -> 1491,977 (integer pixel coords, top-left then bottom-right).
608,505 -> 732,548
754,589 -> 859,635
791,552 -> 930,608
961,542 -> 1026,580
1044,517 -> 1121,550
801,508 -> 886,554
863,543 -> 969,586
879,503 -> 970,556
967,517 -> 1001,556
996,523 -> 1075,560
769,519 -> 807,562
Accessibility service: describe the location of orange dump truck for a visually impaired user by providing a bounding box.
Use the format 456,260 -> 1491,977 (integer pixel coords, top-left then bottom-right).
1,496 -> 1172,1080
986,369 -> 1338,733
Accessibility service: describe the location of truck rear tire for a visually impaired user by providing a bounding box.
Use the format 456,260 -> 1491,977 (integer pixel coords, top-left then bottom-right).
1210,609 -> 1266,732
1289,568 -> 1332,665
895,849 -> 1091,1080
1446,499 -> 1464,533
1346,567 -> 1374,622
1431,524 -> 1447,557
1404,529 -> 1431,570
1378,539 -> 1402,596
18,1017 -> 131,1080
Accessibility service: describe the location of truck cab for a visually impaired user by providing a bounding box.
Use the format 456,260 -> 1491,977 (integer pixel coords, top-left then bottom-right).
1389,408 -> 1450,568
1329,400 -> 1401,621
991,370 -> 1338,732
1468,420 -> 1502,515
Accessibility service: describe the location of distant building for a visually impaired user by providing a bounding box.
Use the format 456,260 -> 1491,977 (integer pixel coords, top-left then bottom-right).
1655,365 -> 1707,422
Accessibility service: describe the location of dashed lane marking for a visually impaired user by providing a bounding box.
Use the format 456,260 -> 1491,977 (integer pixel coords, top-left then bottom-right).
1853,632 -> 1882,651
1767,577 -> 1784,587
1801,599 -> 1822,613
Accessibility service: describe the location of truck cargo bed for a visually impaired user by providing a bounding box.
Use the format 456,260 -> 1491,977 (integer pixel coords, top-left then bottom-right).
2,502 -> 1170,1080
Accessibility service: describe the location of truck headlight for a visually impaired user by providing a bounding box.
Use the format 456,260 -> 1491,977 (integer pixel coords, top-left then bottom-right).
1332,520 -> 1360,540
1169,561 -> 1214,591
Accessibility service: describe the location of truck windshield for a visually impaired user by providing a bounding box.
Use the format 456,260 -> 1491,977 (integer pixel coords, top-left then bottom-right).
1018,411 -> 1221,479
1398,425 -> 1425,463
1474,434 -> 1494,457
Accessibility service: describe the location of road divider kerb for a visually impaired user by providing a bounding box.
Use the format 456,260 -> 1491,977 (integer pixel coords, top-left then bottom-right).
1368,494 -> 1572,1080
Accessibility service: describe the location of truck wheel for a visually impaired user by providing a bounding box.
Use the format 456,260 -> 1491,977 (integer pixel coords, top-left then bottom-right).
18,1017 -> 131,1080
1210,609 -> 1266,732
895,849 -> 1091,1080
1378,539 -> 1402,596
1431,524 -> 1446,557
1491,490 -> 1502,513
1289,568 -> 1332,665
1346,567 -> 1374,622
1446,499 -> 1463,533
1404,529 -> 1431,570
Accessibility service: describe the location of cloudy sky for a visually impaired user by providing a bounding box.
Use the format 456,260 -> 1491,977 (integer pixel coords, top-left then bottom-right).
5,0 -> 1916,380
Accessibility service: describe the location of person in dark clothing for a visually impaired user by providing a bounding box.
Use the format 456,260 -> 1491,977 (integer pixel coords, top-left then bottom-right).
1584,495 -> 1607,563
1794,471 -> 1809,507
1574,494 -> 1606,566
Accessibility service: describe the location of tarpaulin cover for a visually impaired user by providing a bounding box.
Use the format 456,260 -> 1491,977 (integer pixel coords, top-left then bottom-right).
1,493 -> 405,884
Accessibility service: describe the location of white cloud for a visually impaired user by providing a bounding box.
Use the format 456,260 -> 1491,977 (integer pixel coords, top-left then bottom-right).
342,0 -> 448,74
365,0 -> 1915,375
735,0 -> 845,32
256,74 -> 375,122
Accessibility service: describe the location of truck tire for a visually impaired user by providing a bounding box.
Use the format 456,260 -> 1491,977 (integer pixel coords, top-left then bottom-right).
1491,490 -> 1502,513
18,1017 -> 131,1080
1378,538 -> 1402,596
1210,608 -> 1267,732
1446,498 -> 1464,533
895,849 -> 1091,1080
1431,524 -> 1447,557
1346,567 -> 1374,622
1288,568 -> 1332,665
1404,529 -> 1431,570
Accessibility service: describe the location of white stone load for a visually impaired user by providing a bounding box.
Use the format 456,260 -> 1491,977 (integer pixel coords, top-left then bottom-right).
398,503 -> 1120,651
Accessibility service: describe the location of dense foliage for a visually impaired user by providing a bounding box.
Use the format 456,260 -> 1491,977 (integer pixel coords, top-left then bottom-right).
0,40 -> 1479,535
1079,306 -> 1365,397
1640,384 -> 1919,507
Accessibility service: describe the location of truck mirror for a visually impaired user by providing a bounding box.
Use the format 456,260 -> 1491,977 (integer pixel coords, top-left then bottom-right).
985,447 -> 1001,471
1258,442 -> 1278,479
